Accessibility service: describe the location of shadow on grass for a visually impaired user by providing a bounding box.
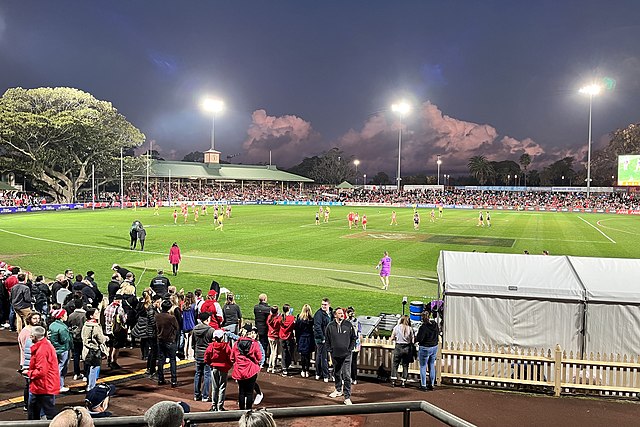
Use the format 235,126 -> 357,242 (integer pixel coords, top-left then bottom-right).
329,277 -> 377,289
95,241 -> 131,249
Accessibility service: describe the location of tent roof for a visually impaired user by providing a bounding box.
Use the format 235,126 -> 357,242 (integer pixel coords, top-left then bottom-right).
568,256 -> 640,303
336,181 -> 355,189
0,181 -> 16,190
136,160 -> 313,183
438,251 -> 585,301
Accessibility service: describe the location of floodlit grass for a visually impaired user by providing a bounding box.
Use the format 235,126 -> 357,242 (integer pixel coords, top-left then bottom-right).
1,206 -> 639,318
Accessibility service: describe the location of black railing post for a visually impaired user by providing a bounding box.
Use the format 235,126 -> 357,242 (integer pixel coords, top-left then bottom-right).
403,407 -> 411,427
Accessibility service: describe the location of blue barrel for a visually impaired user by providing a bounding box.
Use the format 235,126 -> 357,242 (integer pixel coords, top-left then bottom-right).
409,301 -> 424,322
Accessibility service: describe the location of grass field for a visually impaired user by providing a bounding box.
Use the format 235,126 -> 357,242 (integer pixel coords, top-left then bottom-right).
1,205 -> 639,319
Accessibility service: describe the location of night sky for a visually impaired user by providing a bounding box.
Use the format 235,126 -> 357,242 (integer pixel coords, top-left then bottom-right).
2,1 -> 639,177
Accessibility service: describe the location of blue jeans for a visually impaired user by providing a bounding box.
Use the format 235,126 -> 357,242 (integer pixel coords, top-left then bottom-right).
194,359 -> 211,400
57,350 -> 69,388
315,341 -> 329,379
87,365 -> 101,390
419,345 -> 438,387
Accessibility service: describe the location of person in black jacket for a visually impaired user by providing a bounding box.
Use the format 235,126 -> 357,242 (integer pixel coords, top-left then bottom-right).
149,270 -> 170,298
313,298 -> 333,382
416,310 -> 440,391
107,274 -> 121,304
31,276 -> 51,317
253,293 -> 271,359
325,307 -> 356,405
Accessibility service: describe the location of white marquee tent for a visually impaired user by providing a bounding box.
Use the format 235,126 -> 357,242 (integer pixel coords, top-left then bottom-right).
437,251 -> 640,357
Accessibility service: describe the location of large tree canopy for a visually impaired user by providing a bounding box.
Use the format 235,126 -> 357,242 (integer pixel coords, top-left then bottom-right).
0,87 -> 145,202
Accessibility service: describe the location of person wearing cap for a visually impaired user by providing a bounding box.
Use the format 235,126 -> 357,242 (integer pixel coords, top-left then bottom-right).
25,325 -> 60,420
85,383 -> 116,418
144,400 -> 190,427
231,322 -> 262,410
204,327 -> 232,410
156,299 -> 179,387
200,290 -> 223,329
150,270 -> 171,298
49,308 -> 73,393
192,312 -> 214,402
107,274 -> 122,304
81,308 -> 107,391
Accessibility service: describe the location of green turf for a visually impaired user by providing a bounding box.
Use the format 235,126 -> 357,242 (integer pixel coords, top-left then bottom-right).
1,206 -> 639,319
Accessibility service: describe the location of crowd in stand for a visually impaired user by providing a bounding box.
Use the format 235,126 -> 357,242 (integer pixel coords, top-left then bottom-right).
4,182 -> 640,210
4,260 -> 437,422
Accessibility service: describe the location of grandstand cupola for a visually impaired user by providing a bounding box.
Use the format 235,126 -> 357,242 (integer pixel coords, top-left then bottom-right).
204,149 -> 221,164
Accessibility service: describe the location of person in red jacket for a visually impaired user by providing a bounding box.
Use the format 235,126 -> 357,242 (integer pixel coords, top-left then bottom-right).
200,290 -> 223,329
230,323 -> 262,410
25,325 -> 60,420
168,242 -> 181,276
278,304 -> 296,376
266,306 -> 281,373
204,329 -> 233,411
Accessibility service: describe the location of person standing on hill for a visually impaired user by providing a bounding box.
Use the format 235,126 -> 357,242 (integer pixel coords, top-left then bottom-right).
168,243 -> 182,276
253,294 -> 271,360
376,251 -> 392,291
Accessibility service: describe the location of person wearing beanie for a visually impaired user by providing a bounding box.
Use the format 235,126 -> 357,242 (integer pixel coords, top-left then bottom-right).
200,290 -> 223,329
156,299 -> 179,387
48,308 -> 72,393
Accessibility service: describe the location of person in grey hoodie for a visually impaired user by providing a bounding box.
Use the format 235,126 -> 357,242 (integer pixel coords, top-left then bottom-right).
192,311 -> 214,401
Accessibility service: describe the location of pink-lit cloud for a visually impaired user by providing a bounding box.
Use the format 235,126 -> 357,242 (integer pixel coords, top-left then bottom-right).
241,109 -> 321,165
239,102 -> 548,175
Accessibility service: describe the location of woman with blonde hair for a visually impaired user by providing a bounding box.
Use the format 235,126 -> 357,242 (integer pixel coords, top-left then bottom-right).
182,292 -> 196,360
390,315 -> 414,387
238,408 -> 277,427
295,304 -> 315,378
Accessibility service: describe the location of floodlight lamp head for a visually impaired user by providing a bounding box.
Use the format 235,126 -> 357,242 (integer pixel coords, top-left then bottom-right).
391,101 -> 411,115
202,98 -> 225,113
579,84 -> 601,96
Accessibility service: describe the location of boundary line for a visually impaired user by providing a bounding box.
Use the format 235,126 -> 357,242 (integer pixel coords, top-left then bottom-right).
577,216 -> 616,243
0,228 -> 437,282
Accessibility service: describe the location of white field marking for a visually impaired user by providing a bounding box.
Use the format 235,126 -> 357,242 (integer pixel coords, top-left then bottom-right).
595,218 -> 640,236
577,216 -> 616,244
0,228 -> 437,282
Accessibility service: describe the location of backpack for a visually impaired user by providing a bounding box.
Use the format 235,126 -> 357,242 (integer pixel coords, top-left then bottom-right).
69,324 -> 83,342
237,339 -> 252,357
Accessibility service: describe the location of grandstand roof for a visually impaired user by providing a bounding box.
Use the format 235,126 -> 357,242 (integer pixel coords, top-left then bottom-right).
136,160 -> 313,183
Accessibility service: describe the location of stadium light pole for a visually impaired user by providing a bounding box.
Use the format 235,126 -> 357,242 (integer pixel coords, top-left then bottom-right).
354,159 -> 360,185
515,174 -> 518,186
437,155 -> 442,185
120,146 -> 124,209
201,98 -> 225,151
391,101 -> 411,192
363,174 -> 367,186
579,84 -> 601,198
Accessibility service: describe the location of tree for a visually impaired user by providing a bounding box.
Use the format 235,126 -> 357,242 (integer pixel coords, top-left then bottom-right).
591,123 -> 640,185
0,87 -> 145,202
467,155 -> 494,185
370,171 -> 391,185
540,157 -> 576,186
490,160 -> 521,185
182,151 -> 203,162
519,153 -> 531,186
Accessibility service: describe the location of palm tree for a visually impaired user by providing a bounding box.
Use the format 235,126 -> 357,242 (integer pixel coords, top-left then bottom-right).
468,155 -> 494,185
519,153 -> 531,186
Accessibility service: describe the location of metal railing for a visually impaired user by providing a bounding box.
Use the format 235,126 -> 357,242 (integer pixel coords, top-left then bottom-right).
1,401 -> 475,427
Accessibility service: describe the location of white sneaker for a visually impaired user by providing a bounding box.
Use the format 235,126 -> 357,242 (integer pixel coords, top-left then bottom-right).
301,372 -> 305,378
329,390 -> 343,398
344,398 -> 352,405
73,375 -> 79,380
59,386 -> 69,393
315,375 -> 320,380
254,393 -> 264,405
324,377 -> 329,383
352,380 -> 357,385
